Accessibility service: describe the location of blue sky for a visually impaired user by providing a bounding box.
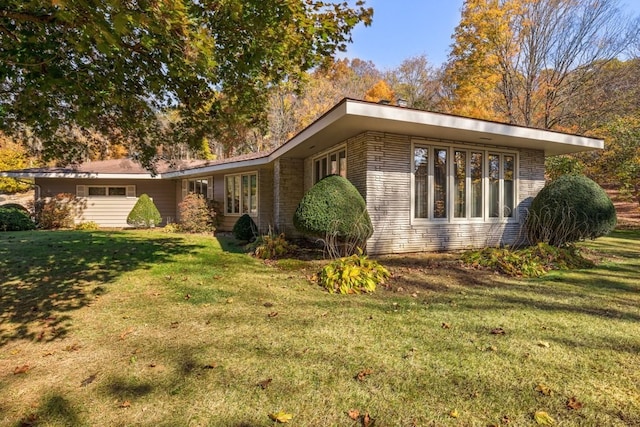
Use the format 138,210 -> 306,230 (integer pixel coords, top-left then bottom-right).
341,0 -> 640,71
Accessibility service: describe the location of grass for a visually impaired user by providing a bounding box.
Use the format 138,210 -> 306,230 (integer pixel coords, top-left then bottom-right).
0,229 -> 639,426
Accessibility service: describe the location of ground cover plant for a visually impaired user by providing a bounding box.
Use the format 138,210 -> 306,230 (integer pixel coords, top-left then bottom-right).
1,229 -> 639,426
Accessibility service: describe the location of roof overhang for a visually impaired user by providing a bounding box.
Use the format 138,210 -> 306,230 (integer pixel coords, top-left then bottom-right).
272,99 -> 604,159
0,171 -> 161,179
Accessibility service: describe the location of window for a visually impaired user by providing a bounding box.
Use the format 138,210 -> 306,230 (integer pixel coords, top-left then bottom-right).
413,144 -> 517,221
314,146 -> 346,183
225,172 -> 257,215
78,185 -> 135,197
188,179 -> 208,196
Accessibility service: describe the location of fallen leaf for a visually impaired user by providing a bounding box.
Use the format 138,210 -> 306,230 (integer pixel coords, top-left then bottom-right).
567,396 -> 583,410
535,384 -> 553,396
42,351 -> 55,357
347,409 -> 360,420
64,343 -> 81,352
491,327 -> 506,335
81,373 -> 97,387
362,412 -> 374,427
257,378 -> 272,389
538,341 -> 550,348
184,294 -> 191,300
14,365 -> 30,374
268,311 -> 278,318
501,414 -> 512,424
149,363 -> 157,368
442,322 -> 451,329
263,302 -> 274,308
268,411 -> 293,423
355,368 -> 373,381
119,327 -> 134,340
534,411 -> 555,425
203,363 -> 217,369
120,400 -> 131,408
449,409 -> 460,418
170,322 -> 179,329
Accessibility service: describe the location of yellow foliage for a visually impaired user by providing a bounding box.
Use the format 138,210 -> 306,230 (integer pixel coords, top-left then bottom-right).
364,80 -> 395,104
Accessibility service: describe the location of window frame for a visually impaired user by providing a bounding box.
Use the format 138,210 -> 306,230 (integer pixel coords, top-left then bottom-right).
410,140 -> 519,224
312,144 -> 347,184
77,185 -> 136,198
224,171 -> 258,217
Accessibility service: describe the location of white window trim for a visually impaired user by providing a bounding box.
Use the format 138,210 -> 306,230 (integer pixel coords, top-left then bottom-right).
312,143 -> 347,184
76,185 -> 136,198
181,177 -> 214,200
410,139 -> 519,225
224,171 -> 259,217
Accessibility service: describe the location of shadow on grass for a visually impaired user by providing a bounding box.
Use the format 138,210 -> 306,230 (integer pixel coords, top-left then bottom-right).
14,393 -> 80,427
0,230 -> 203,346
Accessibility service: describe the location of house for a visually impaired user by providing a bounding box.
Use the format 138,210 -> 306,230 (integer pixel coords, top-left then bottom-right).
1,98 -> 603,254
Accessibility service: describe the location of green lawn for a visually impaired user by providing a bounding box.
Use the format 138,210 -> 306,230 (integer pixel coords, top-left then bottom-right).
0,229 -> 639,426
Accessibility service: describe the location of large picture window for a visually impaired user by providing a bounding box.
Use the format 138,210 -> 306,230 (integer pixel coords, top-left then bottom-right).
314,146 -> 346,183
413,144 -> 517,221
225,173 -> 257,215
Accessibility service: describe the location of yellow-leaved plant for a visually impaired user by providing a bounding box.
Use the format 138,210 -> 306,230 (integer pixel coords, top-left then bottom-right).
318,250 -> 390,294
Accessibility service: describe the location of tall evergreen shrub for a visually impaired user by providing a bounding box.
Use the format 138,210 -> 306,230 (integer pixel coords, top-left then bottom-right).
127,194 -> 162,228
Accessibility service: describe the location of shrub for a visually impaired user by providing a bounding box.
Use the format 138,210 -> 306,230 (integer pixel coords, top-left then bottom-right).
253,232 -> 297,260
162,223 -> 181,233
317,250 -> 390,294
127,194 -> 162,228
74,221 -> 100,231
293,175 -> 373,257
0,206 -> 35,231
462,243 -> 594,277
178,193 -> 215,233
33,193 -> 76,229
232,213 -> 258,241
526,174 -> 616,246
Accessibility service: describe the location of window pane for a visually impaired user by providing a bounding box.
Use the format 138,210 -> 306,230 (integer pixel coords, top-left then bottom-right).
433,148 -> 447,218
321,158 -> 327,179
225,177 -> 233,214
108,187 -> 126,196
200,179 -> 208,197
250,174 -> 258,214
454,151 -> 466,218
88,187 -> 106,196
338,150 -> 347,178
330,153 -> 338,175
189,181 -> 196,193
314,160 -> 321,183
470,152 -> 483,218
414,148 -> 429,218
488,154 -> 500,218
504,155 -> 515,217
241,175 -> 249,213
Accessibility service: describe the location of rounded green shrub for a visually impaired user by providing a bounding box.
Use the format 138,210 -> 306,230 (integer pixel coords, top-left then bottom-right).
527,174 -> 616,246
127,194 -> 162,228
293,175 -> 373,248
232,213 -> 257,241
0,206 -> 35,231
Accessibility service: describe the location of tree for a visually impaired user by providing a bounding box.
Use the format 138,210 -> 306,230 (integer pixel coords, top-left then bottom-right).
0,1 -> 373,167
0,133 -> 32,193
364,79 -> 395,103
386,55 -> 443,110
445,0 -> 640,129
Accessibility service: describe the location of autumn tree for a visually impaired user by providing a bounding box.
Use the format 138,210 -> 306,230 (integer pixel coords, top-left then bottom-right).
364,80 -> 395,103
0,0 -> 373,167
445,0 -> 640,128
0,133 -> 32,193
386,55 -> 443,110
260,58 -> 382,150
